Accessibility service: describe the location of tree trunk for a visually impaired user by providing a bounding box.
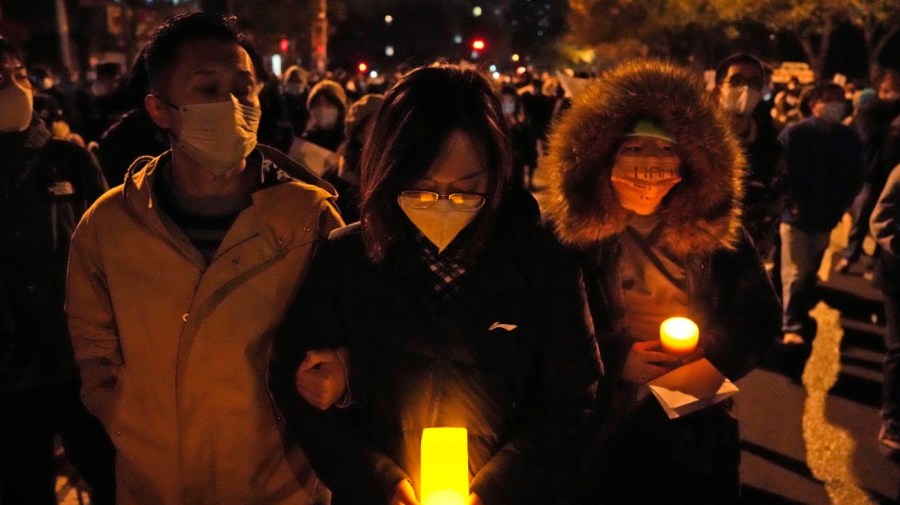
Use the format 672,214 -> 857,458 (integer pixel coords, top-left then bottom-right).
799,17 -> 833,79
866,25 -> 900,83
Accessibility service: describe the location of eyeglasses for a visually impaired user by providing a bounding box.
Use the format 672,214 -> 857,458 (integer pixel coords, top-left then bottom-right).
723,74 -> 764,91
398,190 -> 490,211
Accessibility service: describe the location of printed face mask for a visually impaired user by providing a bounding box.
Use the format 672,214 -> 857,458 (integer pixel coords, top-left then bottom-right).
610,154 -> 682,215
720,85 -> 762,116
0,79 -> 34,133
398,196 -> 480,253
169,94 -> 261,177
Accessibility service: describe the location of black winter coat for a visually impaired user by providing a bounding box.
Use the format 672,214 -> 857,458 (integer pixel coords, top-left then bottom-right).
0,117 -> 108,391
581,229 -> 780,405
269,191 -> 601,505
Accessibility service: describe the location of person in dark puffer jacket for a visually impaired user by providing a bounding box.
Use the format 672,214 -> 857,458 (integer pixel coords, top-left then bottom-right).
0,36 -> 115,505
546,59 -> 781,505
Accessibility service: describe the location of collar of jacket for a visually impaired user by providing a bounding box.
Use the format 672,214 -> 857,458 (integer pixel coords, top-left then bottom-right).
585,237 -> 712,338
0,114 -> 51,154
545,60 -> 746,259
387,188 -> 540,315
120,148 -> 335,267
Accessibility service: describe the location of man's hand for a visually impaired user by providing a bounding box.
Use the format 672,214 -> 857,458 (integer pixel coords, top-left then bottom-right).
467,492 -> 484,505
295,347 -> 348,410
622,340 -> 680,384
388,480 -> 419,505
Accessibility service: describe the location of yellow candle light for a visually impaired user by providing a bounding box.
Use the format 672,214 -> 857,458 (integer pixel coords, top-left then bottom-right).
421,427 -> 469,505
660,317 -> 699,357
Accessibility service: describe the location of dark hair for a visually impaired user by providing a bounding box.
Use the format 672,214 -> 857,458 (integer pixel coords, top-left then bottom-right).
359,64 -> 513,264
0,37 -> 23,62
806,82 -> 844,106
143,13 -> 247,95
715,53 -> 765,84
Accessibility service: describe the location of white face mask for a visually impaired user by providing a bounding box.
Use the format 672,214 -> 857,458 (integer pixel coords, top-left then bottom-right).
398,196 -> 480,253
169,94 -> 261,177
312,105 -> 340,129
720,86 -> 762,116
819,101 -> 845,123
0,79 -> 34,133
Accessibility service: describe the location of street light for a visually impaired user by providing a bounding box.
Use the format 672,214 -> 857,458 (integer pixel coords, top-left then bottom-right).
385,14 -> 393,24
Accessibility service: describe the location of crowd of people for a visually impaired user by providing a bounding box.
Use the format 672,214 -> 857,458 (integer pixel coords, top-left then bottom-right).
1,10 -> 899,505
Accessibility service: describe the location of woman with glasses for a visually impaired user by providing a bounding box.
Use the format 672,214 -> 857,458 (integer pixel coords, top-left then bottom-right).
546,60 -> 780,504
268,64 -> 600,505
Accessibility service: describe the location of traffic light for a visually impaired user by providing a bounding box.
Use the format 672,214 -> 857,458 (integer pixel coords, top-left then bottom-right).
472,39 -> 486,51
358,62 -> 368,73
280,38 -> 289,53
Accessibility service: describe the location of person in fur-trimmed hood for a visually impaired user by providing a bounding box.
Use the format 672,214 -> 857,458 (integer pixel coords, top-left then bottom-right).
546,60 -> 781,504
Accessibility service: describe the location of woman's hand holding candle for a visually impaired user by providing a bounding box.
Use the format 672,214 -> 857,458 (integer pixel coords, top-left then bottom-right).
622,340 -> 680,384
659,317 -> 699,357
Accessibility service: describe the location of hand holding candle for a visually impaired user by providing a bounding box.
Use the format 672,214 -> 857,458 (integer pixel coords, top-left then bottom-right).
660,317 -> 699,357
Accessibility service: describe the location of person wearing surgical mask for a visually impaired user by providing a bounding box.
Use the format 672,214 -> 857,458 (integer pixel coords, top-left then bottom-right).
300,78 -> 347,152
65,14 -> 344,505
0,36 -> 115,505
547,60 -> 780,504
775,82 -> 864,346
269,64 -> 600,505
714,53 -> 784,261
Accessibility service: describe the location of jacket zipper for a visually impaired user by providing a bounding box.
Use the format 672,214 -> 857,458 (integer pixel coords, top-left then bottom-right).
428,322 -> 446,428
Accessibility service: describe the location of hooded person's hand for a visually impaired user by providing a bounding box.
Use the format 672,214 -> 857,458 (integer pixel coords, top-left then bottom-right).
622,340 -> 680,384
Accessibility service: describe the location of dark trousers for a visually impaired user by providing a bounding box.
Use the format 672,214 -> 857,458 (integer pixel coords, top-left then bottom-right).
582,400 -> 741,505
885,293 -> 900,422
0,380 -> 115,505
842,181 -> 882,262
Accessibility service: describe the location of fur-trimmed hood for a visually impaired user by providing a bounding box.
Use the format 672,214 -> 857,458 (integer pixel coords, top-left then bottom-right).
546,60 -> 746,257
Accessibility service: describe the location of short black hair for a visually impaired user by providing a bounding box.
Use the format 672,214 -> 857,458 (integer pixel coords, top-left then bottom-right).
0,37 -> 23,63
806,81 -> 844,106
715,53 -> 765,84
143,12 -> 247,94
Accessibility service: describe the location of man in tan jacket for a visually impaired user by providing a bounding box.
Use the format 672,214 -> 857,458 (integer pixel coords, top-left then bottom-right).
66,13 -> 343,504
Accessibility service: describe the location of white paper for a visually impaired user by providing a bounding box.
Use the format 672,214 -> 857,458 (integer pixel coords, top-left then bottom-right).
288,139 -> 337,177
642,358 -> 739,419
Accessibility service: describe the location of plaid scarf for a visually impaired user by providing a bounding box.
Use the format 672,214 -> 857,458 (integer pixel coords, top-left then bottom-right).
411,230 -> 469,306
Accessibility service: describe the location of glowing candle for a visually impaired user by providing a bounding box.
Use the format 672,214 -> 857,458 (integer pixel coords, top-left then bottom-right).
660,317 -> 699,357
421,427 -> 468,505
